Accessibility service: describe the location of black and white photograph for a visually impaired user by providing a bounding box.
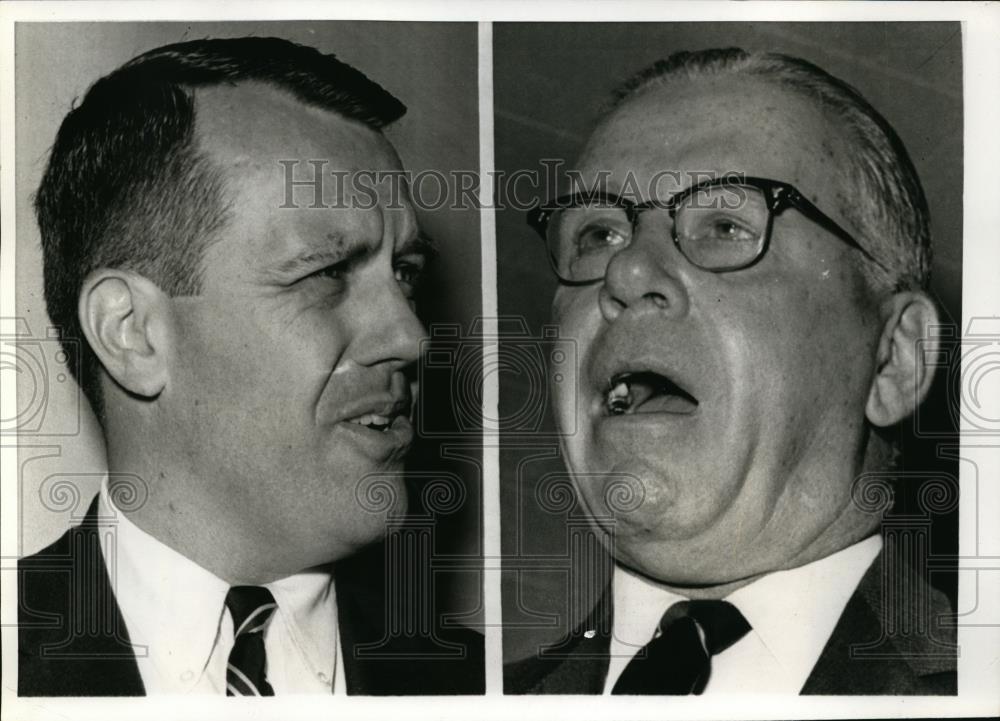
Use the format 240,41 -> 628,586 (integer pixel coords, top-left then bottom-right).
6,19 -> 484,700
1,3 -> 998,721
497,21 -> 965,696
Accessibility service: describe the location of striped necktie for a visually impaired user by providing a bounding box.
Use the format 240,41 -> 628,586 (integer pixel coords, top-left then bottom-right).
225,586 -> 277,696
612,599 -> 751,694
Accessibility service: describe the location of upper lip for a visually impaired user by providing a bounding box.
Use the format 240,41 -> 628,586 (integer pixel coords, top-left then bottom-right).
338,392 -> 412,426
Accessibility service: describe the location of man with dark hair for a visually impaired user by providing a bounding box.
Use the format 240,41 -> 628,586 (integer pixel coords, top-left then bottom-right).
508,48 -> 955,695
19,36 -> 482,696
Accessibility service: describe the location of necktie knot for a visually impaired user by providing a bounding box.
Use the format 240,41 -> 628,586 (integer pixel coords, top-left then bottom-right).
226,586 -> 277,637
613,599 -> 751,695
661,599 -> 752,656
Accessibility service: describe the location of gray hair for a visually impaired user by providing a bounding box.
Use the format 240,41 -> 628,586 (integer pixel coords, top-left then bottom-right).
609,48 -> 931,293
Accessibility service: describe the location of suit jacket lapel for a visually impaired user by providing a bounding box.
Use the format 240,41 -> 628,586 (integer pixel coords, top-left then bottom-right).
802,548 -> 956,694
333,545 -> 385,695
334,540 -> 485,695
19,495 -> 145,696
508,548 -> 957,696
505,587 -> 613,694
506,630 -> 611,694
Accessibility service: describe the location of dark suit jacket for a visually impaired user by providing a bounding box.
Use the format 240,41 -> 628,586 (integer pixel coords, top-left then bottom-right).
505,549 -> 956,695
18,497 -> 484,696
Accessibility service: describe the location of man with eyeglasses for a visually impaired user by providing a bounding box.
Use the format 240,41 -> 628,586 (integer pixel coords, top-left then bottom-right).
507,48 -> 955,695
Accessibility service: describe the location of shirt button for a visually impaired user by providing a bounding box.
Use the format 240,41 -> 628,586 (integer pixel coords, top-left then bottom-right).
180,670 -> 194,682
318,672 -> 329,683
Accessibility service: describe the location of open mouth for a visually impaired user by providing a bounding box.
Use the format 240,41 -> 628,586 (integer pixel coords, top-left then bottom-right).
603,371 -> 699,416
346,413 -> 397,432
343,396 -> 411,433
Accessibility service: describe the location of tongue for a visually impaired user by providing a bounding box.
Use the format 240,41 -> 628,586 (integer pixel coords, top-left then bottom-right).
629,377 -> 698,414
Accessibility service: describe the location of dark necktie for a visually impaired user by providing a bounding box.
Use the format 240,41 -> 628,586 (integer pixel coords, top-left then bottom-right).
612,599 -> 751,695
225,586 -> 277,696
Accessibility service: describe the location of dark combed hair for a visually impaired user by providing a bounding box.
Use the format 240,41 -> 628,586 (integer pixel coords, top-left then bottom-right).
608,48 -> 931,294
35,36 -> 407,418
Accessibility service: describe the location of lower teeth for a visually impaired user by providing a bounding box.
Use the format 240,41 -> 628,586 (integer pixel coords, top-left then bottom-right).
606,383 -> 632,415
608,399 -> 629,415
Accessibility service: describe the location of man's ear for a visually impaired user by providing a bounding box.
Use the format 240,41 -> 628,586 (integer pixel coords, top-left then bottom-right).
866,291 -> 941,427
78,269 -> 173,399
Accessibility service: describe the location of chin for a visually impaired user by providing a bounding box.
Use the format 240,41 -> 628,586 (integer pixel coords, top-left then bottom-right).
579,456 -> 722,534
315,500 -> 410,566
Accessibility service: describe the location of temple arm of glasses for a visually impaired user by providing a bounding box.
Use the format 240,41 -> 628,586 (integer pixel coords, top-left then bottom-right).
784,191 -> 891,274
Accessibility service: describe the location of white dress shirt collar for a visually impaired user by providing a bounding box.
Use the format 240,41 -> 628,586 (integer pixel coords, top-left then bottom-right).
267,569 -> 340,691
99,482 -> 229,690
98,481 -> 341,693
725,534 -> 883,690
606,534 -> 883,694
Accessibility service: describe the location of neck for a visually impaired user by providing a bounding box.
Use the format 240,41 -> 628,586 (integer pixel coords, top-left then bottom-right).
615,512 -> 882,602
104,429 -> 283,585
616,561 -> 764,600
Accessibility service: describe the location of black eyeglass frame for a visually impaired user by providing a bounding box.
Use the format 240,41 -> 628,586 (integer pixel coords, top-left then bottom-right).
527,175 -> 887,285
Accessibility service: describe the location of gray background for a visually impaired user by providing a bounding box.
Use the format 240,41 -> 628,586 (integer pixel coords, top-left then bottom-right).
14,21 -> 482,620
494,22 -> 963,662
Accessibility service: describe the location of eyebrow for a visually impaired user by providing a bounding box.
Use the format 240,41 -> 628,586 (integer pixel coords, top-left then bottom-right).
272,235 -> 373,278
396,232 -> 438,259
271,231 -> 437,282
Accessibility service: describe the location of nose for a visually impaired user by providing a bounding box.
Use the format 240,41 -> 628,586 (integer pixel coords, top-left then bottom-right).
598,230 -> 690,323
351,277 -> 427,370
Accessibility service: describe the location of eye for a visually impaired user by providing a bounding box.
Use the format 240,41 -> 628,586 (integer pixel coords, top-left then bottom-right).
393,256 -> 427,298
575,222 -> 630,255
300,262 -> 350,299
699,214 -> 759,244
313,264 -> 346,281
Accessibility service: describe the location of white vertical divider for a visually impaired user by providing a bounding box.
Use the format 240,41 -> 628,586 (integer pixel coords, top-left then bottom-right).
477,20 -> 502,696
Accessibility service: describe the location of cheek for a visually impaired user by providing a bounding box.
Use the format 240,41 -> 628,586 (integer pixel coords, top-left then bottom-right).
786,274 -> 880,385
550,286 -> 578,329
719,274 -> 879,450
552,287 -> 602,347
172,299 -> 347,410
551,288 -> 600,409
730,269 -> 875,364
172,304 -> 256,394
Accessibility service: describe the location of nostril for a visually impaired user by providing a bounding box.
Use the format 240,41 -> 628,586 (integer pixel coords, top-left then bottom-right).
598,286 -> 628,322
644,292 -> 669,309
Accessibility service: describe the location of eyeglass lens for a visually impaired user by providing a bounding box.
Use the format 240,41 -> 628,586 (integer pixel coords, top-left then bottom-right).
547,184 -> 771,280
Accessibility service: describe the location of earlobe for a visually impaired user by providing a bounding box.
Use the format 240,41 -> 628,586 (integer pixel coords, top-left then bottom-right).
865,291 -> 940,427
79,270 -> 171,399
